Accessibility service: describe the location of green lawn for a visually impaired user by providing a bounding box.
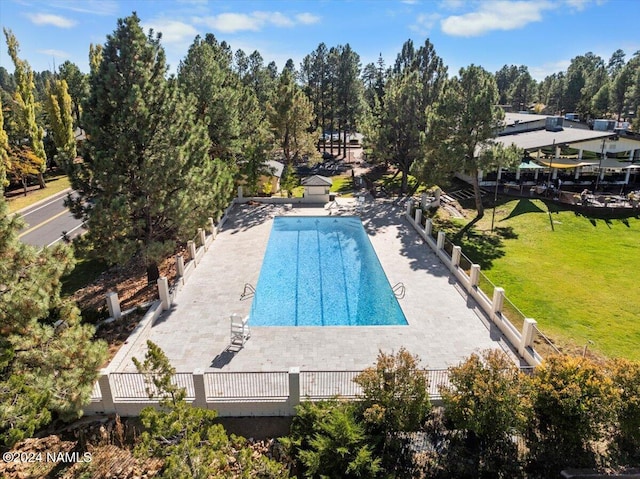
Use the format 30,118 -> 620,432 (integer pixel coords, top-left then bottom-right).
469,199 -> 640,360
330,174 -> 354,197
5,173 -> 71,213
61,251 -> 109,298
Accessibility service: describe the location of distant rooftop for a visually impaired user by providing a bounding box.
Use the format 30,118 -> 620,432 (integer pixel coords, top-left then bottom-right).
496,128 -> 616,151
301,175 -> 333,186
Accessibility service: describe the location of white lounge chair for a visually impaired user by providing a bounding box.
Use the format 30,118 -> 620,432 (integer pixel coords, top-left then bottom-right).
230,313 -> 251,347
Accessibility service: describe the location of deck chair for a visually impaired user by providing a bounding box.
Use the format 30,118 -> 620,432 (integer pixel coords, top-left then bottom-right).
230,313 -> 251,348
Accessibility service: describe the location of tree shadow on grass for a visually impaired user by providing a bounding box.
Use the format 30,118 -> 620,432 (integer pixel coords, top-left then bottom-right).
434,218 -> 506,269
501,199 -> 546,221
573,211 -> 637,229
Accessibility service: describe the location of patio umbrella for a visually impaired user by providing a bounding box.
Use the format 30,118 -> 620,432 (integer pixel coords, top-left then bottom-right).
517,161 -> 544,169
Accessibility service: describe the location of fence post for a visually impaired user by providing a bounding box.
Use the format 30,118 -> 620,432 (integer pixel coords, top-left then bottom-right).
176,254 -> 185,284
238,185 -> 243,199
106,291 -> 121,320
424,218 -> 433,238
288,367 -> 301,415
157,276 -> 170,310
436,231 -> 446,250
519,318 -> 538,357
469,264 -> 480,290
198,228 -> 206,250
192,368 -> 207,409
405,199 -> 412,218
492,287 -> 505,317
421,192 -> 428,210
97,369 -> 115,414
188,240 -> 197,265
414,208 -> 422,227
451,246 -> 461,269
209,217 -> 216,239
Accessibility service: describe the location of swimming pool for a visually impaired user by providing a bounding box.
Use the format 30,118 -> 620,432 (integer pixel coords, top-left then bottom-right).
250,216 -> 407,326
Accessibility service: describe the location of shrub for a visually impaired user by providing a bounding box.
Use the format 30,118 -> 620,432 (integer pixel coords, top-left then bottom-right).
283,399 -> 381,478
354,348 -> 431,474
608,358 -> 640,466
133,341 -> 289,478
526,354 -> 618,477
439,349 -> 530,479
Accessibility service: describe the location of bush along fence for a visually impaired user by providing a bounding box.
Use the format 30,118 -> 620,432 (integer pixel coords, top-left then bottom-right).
405,200 -> 560,366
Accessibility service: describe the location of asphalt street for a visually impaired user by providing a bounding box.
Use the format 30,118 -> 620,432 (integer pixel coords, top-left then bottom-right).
16,190 -> 86,248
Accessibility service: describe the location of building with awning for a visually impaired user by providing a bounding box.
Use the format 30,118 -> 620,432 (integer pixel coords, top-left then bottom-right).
467,113 -> 640,189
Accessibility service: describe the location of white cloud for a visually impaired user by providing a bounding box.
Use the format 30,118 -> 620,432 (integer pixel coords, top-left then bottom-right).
529,59 -> 571,81
46,0 -> 119,16
196,12 -> 261,32
402,0 -> 419,4
194,11 -> 320,33
38,48 -> 71,58
254,11 -> 294,28
565,0 -> 590,10
143,19 -> 198,45
27,13 -> 76,28
439,0 -> 465,9
410,13 -> 441,35
296,12 -> 321,25
441,1 -> 554,37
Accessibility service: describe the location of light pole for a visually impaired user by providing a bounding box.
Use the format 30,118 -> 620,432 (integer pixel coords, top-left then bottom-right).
490,167 -> 500,232
595,138 -> 606,193
546,139 -> 555,197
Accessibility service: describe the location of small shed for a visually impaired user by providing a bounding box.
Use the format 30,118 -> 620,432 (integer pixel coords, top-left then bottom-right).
301,175 -> 333,203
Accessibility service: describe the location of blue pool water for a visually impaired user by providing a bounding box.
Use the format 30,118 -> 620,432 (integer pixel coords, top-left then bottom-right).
250,216 -> 407,326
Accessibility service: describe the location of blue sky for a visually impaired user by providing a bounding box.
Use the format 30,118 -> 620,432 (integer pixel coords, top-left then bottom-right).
1,0 -> 639,81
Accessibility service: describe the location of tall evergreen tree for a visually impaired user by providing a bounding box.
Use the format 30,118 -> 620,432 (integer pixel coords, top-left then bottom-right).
0,194 -> 107,447
336,44 -> 364,157
420,65 -> 520,236
3,28 -> 47,188
58,61 -> 88,126
44,78 -> 76,168
68,13 -> 232,282
375,39 -> 447,193
300,43 -> 329,136
178,34 -> 240,161
269,69 -> 318,166
607,49 -> 626,78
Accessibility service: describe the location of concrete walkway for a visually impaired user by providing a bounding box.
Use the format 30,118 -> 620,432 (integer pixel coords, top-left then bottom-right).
117,198 -> 517,373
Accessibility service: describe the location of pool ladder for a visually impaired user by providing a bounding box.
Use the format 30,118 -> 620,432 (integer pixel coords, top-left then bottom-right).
240,283 -> 255,301
392,282 -> 406,299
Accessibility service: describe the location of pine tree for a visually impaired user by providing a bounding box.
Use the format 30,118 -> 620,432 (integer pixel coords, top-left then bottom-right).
375,39 -> 447,193
68,13 -> 233,282
44,78 -> 76,169
178,34 -> 240,161
0,195 -> 107,447
269,69 -> 318,166
420,65 -> 521,236
3,29 -> 47,188
133,341 -> 289,478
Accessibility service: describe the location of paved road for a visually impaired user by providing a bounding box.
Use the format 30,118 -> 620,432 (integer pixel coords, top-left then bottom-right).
16,190 -> 86,248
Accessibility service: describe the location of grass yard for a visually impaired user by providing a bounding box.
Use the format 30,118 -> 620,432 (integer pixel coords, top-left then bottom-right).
5,173 -> 71,213
471,199 -> 640,360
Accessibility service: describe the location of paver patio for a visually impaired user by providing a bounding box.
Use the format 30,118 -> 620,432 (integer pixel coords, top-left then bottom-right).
115,198 -> 519,374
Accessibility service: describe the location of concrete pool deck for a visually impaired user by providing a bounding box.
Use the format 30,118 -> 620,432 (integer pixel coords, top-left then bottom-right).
115,198 -> 519,373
